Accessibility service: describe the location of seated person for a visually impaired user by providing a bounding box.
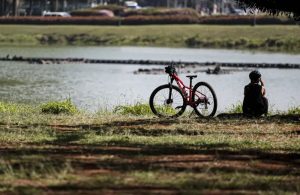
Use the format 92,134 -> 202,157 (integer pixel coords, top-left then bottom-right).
243,70 -> 268,117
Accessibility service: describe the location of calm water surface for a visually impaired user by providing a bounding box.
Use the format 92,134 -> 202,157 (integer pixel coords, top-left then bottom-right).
0,46 -> 299,112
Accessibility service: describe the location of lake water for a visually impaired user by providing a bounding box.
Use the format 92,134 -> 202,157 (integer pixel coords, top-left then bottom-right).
0,46 -> 300,113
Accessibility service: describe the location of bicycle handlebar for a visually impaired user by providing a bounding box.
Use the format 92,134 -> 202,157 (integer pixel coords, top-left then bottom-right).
165,62 -> 177,75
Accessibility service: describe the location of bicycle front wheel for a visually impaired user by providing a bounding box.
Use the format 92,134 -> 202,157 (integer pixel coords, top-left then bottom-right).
192,82 -> 217,117
149,84 -> 186,118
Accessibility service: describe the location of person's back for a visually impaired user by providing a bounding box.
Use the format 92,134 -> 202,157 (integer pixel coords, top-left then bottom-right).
243,70 -> 268,117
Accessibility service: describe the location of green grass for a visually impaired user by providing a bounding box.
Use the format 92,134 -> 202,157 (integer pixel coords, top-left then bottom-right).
0,101 -> 34,113
226,102 -> 243,113
114,102 -> 177,116
0,25 -> 300,53
114,102 -> 153,116
40,98 -> 78,115
0,101 -> 299,194
287,106 -> 300,115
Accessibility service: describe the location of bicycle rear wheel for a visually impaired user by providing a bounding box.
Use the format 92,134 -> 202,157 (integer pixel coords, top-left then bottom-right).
192,82 -> 217,117
149,84 -> 186,118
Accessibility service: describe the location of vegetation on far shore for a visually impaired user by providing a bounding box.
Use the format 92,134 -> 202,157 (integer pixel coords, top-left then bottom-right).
0,25 -> 300,53
0,100 -> 299,194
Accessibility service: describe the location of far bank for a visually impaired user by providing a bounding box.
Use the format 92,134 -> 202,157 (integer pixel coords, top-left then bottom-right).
0,25 -> 300,53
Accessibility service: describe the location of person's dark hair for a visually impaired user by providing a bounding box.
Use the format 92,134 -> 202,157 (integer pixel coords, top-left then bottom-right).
249,70 -> 261,81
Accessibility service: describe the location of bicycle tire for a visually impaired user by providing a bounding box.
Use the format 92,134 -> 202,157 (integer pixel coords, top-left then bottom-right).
192,82 -> 217,117
149,84 -> 186,118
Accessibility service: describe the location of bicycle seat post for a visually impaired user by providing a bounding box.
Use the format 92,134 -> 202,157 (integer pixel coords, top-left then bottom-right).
186,75 -> 197,89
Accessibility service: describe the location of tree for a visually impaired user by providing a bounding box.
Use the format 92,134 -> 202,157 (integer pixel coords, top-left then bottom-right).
235,0 -> 300,20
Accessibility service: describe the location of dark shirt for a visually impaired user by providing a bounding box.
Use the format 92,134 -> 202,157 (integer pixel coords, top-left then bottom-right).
243,83 -> 265,116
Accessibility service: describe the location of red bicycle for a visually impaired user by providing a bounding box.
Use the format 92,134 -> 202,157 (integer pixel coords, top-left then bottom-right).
149,63 -> 217,118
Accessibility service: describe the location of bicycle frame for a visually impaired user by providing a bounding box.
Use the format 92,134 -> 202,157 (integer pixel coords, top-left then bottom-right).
170,73 -> 207,107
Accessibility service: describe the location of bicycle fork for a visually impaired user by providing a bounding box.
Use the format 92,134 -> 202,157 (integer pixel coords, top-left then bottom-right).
167,78 -> 184,110
166,78 -> 174,105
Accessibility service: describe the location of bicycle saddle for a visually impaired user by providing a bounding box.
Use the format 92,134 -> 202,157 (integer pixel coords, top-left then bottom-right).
186,75 -> 197,79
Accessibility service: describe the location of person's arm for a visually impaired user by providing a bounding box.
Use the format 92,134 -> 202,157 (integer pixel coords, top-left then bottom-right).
260,79 -> 266,96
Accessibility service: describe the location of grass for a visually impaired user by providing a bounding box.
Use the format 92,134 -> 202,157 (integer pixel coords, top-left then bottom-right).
287,106 -> 300,115
0,160 -> 73,180
40,98 -> 78,115
0,101 -> 34,113
114,102 -> 178,116
0,25 -> 300,53
226,102 -> 243,113
114,102 -> 153,116
0,101 -> 299,194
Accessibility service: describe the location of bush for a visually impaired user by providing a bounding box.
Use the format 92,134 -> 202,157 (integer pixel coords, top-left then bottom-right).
123,8 -> 199,17
0,16 -> 120,25
40,99 -> 78,115
0,15 -> 295,25
71,4 -> 124,16
70,10 -> 113,17
70,10 -> 108,17
123,15 -> 199,25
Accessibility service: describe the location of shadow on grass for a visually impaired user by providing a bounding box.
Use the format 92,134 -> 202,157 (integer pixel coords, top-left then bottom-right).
45,182 -> 296,194
216,113 -> 300,123
40,115 -> 300,137
7,174 -> 299,194
1,142 -> 299,176
1,114 -> 298,138
1,138 -> 300,194
54,131 -> 86,144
